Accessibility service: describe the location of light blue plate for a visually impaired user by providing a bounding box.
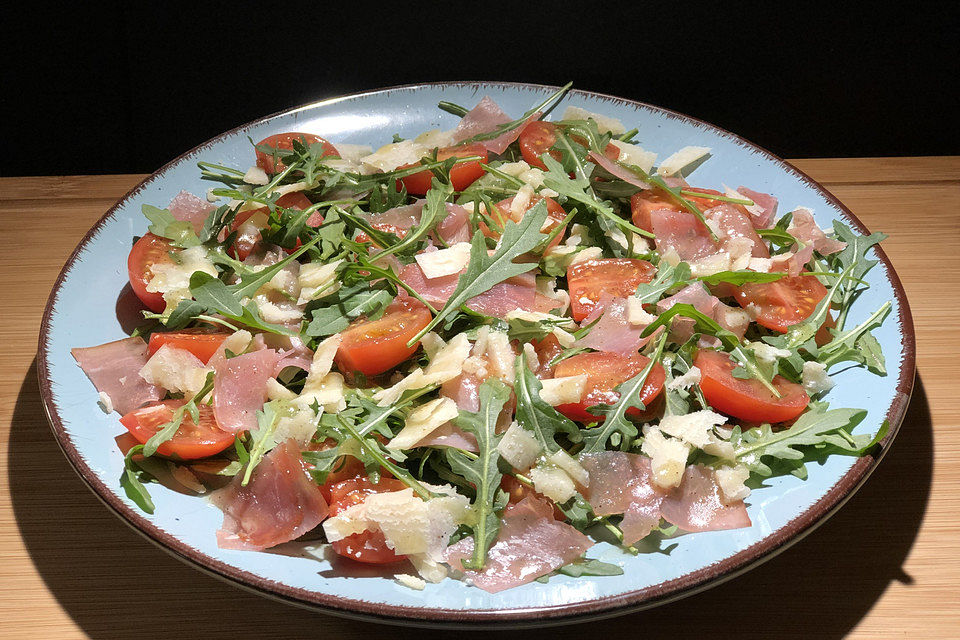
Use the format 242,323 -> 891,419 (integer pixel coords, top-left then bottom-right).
37,82 -> 915,627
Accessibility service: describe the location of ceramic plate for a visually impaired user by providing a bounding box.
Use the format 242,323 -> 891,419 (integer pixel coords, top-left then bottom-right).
37,82 -> 915,627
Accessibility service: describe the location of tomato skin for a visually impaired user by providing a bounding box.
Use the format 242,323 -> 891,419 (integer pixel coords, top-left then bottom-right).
127,233 -> 175,313
735,275 -> 829,333
327,476 -> 408,564
255,133 -> 338,174
398,144 -> 488,195
119,400 -> 235,460
567,258 -> 656,322
229,191 -> 318,260
147,330 -> 230,364
484,194 -> 567,248
553,352 -> 666,423
630,187 -> 743,233
695,350 -> 809,423
519,121 -> 619,171
334,300 -> 432,377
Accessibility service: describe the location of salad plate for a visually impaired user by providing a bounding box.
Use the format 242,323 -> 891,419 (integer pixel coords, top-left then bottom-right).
37,82 -> 915,626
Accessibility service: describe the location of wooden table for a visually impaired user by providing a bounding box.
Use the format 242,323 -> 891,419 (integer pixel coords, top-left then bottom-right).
1,158 -> 957,638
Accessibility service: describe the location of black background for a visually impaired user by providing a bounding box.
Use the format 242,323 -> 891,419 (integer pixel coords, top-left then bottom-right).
2,2 -> 957,176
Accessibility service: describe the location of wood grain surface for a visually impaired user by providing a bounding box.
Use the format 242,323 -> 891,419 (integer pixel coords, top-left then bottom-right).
1,158 -> 957,638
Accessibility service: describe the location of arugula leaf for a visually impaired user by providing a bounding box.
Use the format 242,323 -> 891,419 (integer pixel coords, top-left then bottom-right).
142,205 -> 200,248
829,222 -> 887,329
370,179 -> 452,261
513,353 -> 581,451
407,200 -> 550,344
241,400 -> 291,486
455,82 -> 572,146
446,379 -> 510,570
142,373 -> 215,457
581,330 -> 668,453
634,261 -> 692,305
189,272 -> 244,316
698,271 -> 787,286
304,281 -> 394,337
558,558 -> 625,578
120,445 -> 155,514
336,416 -> 436,499
818,301 -> 891,372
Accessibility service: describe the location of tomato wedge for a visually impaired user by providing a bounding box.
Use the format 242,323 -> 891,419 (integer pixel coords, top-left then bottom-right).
147,329 -> 230,364
119,400 -> 235,460
255,132 -> 338,174
327,476 -> 408,564
553,352 -> 665,423
334,300 -> 432,377
229,191 -> 318,260
567,258 -> 656,322
127,232 -> 176,313
695,350 -> 809,423
482,194 -> 567,249
398,143 -> 488,195
518,121 -> 619,170
735,275 -> 828,332
629,187 -> 733,232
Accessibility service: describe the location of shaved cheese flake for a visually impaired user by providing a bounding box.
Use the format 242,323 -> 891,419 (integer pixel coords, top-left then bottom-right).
657,146 -> 711,177
570,247 -> 603,265
667,366 -> 702,391
750,341 -> 791,364
375,334 -> 471,405
243,166 -> 269,185
220,330 -> 252,357
266,378 -> 297,401
748,257 -> 773,273
640,427 -> 689,489
802,361 -> 835,395
510,184 -> 535,221
415,242 -> 471,279
529,464 -> 576,502
273,406 -> 319,446
297,259 -> 343,304
497,422 -> 542,470
395,574 -> 426,591
561,106 -> 627,134
360,140 -> 428,172
97,391 -> 114,414
548,449 -> 589,487
538,375 -> 587,406
483,331 -> 516,384
627,297 -> 657,326
658,409 -> 727,448
609,139 -> 657,173
332,143 -> 373,164
388,397 -> 459,450
414,128 -> 456,148
716,464 -> 751,503
138,345 -> 211,397
145,245 -> 218,311
523,343 -> 539,372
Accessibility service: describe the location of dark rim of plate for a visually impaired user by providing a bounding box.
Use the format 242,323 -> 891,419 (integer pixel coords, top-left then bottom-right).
36,81 -> 916,628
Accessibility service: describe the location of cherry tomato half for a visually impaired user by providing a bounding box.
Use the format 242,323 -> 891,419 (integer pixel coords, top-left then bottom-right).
398,143 -> 488,195
695,349 -> 809,423
147,329 -> 230,364
229,191 -> 317,260
518,121 -> 620,170
482,194 -> 567,249
120,400 -> 235,460
334,300 -> 432,377
327,476 -> 408,564
127,233 -> 176,313
567,258 -> 656,322
255,132 -> 339,175
553,352 -> 665,423
735,275 -> 829,333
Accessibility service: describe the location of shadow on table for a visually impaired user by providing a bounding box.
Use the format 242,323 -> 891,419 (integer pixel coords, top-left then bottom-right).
9,359 -> 933,640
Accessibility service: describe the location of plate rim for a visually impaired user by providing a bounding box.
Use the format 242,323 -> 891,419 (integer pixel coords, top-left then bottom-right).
35,80 -> 916,627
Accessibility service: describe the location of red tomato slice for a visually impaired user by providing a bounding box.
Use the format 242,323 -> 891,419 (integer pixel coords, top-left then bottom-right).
255,133 -> 338,175
119,400 -> 235,460
519,121 -> 619,170
334,300 -> 432,377
567,258 -> 656,322
147,329 -> 230,364
553,352 -> 665,423
127,232 -> 176,313
398,143 -> 488,195
328,476 -> 408,564
482,194 -> 567,249
695,350 -> 809,423
229,191 -> 317,261
735,275 -> 829,333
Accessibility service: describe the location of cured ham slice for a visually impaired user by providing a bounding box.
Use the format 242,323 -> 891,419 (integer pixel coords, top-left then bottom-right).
211,348 -> 282,433
788,209 -> 847,256
414,422 -> 478,452
588,151 -> 651,189
436,203 -> 472,245
213,439 -> 329,550
71,337 -> 163,414
365,200 -> 425,232
772,244 -> 815,277
706,204 -> 770,258
168,191 -> 214,234
736,186 -> 777,229
658,283 -> 748,340
659,465 -> 751,532
651,209 -> 718,261
400,263 -> 556,317
581,452 -> 750,543
452,96 -> 539,155
575,296 -> 647,355
444,495 -> 593,592
441,372 -> 482,412
399,262 -> 459,306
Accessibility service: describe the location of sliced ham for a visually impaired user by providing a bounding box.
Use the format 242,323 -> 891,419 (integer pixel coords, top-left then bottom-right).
401,263 -> 555,317
736,186 -> 777,229
452,96 -> 539,155
581,452 -> 665,544
706,204 -> 770,258
658,283 -> 748,341
213,439 -> 329,550
436,203 -> 472,245
788,209 -> 847,256
444,495 -> 593,592
211,348 -> 282,433
71,337 -> 163,415
588,151 -> 651,189
168,191 -> 214,234
414,422 -> 478,452
771,244 -> 815,277
575,296 -> 647,355
365,200 -> 425,232
581,452 -> 750,543
442,372 -> 482,413
399,262 -> 459,306
659,465 -> 751,532
651,208 -> 719,261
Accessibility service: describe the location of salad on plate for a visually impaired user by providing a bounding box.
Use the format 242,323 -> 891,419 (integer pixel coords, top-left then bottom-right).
71,85 -> 892,592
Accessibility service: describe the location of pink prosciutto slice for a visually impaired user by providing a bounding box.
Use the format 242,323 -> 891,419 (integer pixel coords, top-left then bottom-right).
650,208 -> 719,261
213,439 -> 329,550
706,204 -> 770,258
736,186 -> 778,229
211,347 -> 282,433
436,203 -> 472,244
71,337 -> 163,414
452,96 -> 540,155
588,151 -> 651,189
444,495 -> 593,592
581,452 -> 664,544
168,191 -> 214,234
414,422 -> 478,452
771,244 -> 815,277
399,262 -> 460,306
400,263 -> 555,317
788,209 -> 847,255
659,466 -> 751,532
575,296 -> 648,355
365,200 -> 425,233
658,283 -> 748,341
